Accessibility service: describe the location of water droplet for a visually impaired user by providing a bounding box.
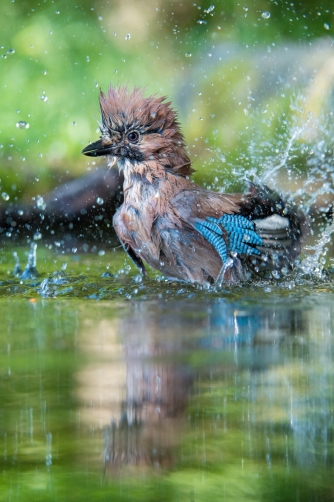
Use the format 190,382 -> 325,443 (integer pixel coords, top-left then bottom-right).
324,23 -> 330,30
125,33 -> 131,40
2,193 -> 9,201
6,48 -> 15,55
2,54 -> 7,59
96,197 -> 104,205
205,5 -> 215,13
185,52 -> 192,57
98,250 -> 105,256
261,11 -> 270,19
40,95 -> 48,102
36,195 -> 46,210
42,70 -> 47,75
219,154 -> 226,163
16,121 -> 29,129
197,19 -> 206,24
243,7 -> 248,11
86,56 -> 90,62
55,10 -> 60,14
33,231 -> 42,240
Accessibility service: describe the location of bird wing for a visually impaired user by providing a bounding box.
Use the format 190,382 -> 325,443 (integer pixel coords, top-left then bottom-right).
171,184 -> 304,271
239,183 -> 305,266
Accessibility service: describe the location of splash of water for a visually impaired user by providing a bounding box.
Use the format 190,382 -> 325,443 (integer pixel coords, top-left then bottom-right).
300,221 -> 334,278
20,243 -> 39,279
262,115 -> 312,183
243,94 -> 334,280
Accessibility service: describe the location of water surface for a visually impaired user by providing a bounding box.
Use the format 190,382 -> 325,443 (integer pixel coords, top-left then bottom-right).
1,254 -> 334,501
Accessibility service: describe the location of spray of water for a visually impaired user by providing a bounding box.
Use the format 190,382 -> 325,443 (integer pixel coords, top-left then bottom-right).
256,96 -> 334,279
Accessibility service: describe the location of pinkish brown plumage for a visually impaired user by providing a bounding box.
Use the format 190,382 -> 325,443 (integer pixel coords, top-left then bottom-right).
82,85 -> 304,285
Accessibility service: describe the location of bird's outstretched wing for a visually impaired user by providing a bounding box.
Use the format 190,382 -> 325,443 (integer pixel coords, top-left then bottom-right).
172,183 -> 304,273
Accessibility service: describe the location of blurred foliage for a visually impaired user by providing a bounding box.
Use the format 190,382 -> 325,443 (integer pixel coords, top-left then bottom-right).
0,0 -> 334,198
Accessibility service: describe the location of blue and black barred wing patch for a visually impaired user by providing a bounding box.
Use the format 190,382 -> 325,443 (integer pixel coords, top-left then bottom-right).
195,214 -> 263,263
195,218 -> 228,262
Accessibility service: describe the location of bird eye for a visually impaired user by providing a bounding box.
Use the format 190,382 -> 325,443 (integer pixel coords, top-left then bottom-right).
127,131 -> 140,143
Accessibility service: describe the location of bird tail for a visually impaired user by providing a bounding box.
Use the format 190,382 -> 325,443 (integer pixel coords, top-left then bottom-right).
240,183 -> 306,273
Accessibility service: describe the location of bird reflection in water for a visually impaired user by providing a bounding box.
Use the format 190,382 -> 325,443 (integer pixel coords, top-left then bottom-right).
76,300 -> 307,474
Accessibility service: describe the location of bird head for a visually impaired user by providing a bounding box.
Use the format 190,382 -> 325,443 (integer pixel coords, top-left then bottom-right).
82,85 -> 193,176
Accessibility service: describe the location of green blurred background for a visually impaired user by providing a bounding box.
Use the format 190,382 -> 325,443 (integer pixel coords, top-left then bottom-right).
1,0 -> 334,201
2,5 -> 334,501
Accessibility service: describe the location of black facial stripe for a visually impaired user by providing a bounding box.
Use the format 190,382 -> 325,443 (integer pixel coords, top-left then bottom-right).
114,147 -> 144,162
131,149 -> 145,161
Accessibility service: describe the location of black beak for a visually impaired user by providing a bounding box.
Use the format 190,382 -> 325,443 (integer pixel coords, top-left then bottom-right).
81,139 -> 112,157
